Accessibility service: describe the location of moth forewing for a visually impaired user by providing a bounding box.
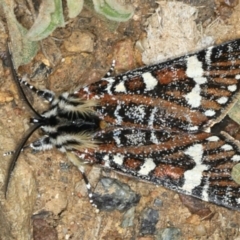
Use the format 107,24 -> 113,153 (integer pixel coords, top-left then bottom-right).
74,39 -> 240,210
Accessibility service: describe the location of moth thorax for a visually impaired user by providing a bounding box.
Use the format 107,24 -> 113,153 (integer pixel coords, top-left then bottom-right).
99,120 -> 109,130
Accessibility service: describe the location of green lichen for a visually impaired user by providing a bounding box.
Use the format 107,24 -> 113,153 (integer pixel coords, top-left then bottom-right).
67,0 -> 84,18
1,0 -> 134,68
232,163 -> 240,184
1,0 -> 39,68
27,0 -> 65,41
228,99 -> 240,125
92,0 -> 134,22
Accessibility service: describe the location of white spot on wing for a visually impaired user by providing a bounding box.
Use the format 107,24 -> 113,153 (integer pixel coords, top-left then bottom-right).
185,56 -> 210,109
184,84 -> 201,108
182,144 -> 208,192
186,56 -> 204,78
113,134 -> 121,146
148,107 -> 157,127
204,109 -> 216,117
205,47 -> 213,65
206,136 -> 219,142
221,144 -> 233,151
232,155 -> 240,161
235,75 -> 240,80
142,72 -> 158,91
112,153 -> 124,165
193,77 -> 207,85
105,78 -> 115,94
217,96 -> 228,104
114,81 -> 127,93
150,132 -> 159,144
201,182 -> 209,201
228,85 -> 237,92
103,155 -> 110,167
188,126 -> 199,131
114,104 -> 123,124
138,158 -> 156,176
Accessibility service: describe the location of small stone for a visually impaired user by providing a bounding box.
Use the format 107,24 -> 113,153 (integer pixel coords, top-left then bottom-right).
33,219 -> 58,240
113,39 -> 135,73
154,198 -> 163,208
93,177 -> 140,211
194,224 -> 207,237
139,208 -> 159,235
232,163 -> 240,184
121,207 -> 135,228
0,91 -> 13,103
219,0 -> 239,7
64,31 -> 95,53
156,227 -> 181,240
44,189 -> 68,215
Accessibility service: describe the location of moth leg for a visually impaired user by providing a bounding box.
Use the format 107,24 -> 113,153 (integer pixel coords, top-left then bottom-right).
29,135 -> 54,152
19,76 -> 55,102
3,135 -> 53,156
7,45 -> 55,103
103,60 -> 116,78
3,146 -> 29,156
28,139 -> 99,208
66,151 -> 98,209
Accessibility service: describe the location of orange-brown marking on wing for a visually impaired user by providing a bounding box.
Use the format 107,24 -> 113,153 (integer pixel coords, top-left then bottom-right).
153,164 -> 185,179
203,151 -> 236,163
203,140 -> 224,151
207,68 -> 240,77
98,132 -> 210,155
98,94 -> 209,127
125,76 -> 145,91
124,158 -> 142,170
201,100 -> 221,110
210,59 -> 240,67
203,88 -> 232,97
154,68 -> 187,85
210,77 -> 238,85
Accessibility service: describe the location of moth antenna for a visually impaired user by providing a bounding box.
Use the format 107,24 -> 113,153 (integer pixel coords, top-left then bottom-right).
4,123 -> 42,197
103,60 -> 116,78
7,43 -> 42,118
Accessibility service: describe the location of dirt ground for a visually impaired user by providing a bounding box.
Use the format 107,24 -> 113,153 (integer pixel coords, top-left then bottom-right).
1,0 -> 240,239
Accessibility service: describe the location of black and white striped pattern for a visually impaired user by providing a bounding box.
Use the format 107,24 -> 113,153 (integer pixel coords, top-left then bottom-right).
5,39 -> 240,210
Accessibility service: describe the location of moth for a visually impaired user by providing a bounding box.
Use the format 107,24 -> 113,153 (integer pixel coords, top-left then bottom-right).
5,39 -> 240,211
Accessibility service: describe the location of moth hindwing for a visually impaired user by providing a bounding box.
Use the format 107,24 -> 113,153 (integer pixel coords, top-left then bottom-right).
6,39 -> 240,210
